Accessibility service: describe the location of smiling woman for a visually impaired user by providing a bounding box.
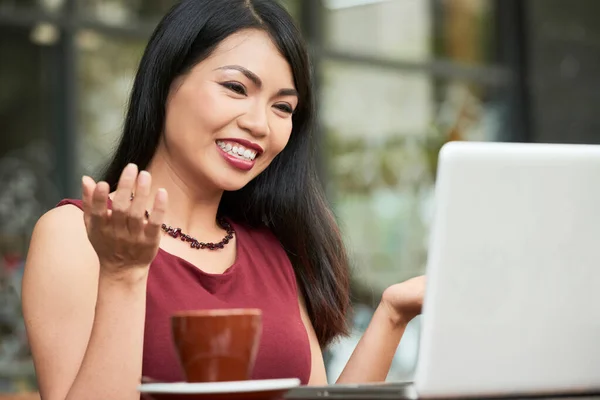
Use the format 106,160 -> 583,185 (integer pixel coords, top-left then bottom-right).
20,1 -> 424,399
143,29 -> 300,193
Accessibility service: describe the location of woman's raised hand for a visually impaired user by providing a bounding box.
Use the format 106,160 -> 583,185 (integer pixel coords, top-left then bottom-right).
81,163 -> 167,282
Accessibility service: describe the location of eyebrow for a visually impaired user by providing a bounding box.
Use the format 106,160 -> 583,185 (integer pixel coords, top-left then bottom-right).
216,65 -> 299,98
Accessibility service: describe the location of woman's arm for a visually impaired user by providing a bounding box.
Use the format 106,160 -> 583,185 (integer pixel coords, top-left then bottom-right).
23,167 -> 166,400
299,276 -> 424,385
333,302 -> 407,383
299,298 -> 406,385
22,206 -> 148,400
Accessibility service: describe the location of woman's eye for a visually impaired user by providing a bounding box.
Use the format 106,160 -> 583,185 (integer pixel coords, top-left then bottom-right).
274,103 -> 294,114
222,82 -> 247,96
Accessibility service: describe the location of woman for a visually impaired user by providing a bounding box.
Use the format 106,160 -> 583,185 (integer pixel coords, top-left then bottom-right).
21,0 -> 425,399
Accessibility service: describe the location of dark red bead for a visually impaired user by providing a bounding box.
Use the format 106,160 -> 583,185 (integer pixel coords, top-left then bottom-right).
223,238 -> 229,244
217,243 -> 224,249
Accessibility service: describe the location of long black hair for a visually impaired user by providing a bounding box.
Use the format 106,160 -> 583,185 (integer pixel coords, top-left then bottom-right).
103,0 -> 350,347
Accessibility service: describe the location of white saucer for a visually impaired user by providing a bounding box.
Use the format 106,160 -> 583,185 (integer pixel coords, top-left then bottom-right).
138,378 -> 301,399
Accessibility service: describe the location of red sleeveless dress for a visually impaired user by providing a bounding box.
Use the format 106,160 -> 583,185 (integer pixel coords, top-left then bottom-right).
57,199 -> 312,384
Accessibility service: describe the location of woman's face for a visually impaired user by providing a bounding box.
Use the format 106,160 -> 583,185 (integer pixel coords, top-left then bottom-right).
161,28 -> 298,193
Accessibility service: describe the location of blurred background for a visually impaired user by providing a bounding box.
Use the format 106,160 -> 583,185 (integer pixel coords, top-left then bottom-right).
0,0 -> 599,393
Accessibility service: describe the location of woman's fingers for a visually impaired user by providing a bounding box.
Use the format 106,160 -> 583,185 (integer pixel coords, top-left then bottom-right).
82,175 -> 96,228
145,189 -> 168,240
128,171 -> 152,236
80,165 -> 165,273
112,163 -> 138,234
91,181 -> 110,229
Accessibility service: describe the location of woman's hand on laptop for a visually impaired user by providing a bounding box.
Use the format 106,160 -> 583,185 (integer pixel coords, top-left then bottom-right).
380,275 -> 426,328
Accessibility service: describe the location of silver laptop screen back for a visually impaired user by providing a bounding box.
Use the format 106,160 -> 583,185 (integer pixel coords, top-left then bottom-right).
415,142 -> 600,398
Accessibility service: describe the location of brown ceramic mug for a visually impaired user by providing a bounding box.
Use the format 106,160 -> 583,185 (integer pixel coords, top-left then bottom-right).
171,308 -> 262,382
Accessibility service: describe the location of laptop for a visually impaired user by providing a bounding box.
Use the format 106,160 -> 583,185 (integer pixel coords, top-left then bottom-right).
286,141 -> 600,399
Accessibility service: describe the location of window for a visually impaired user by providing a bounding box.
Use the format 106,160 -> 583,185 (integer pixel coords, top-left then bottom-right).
319,0 -> 515,381
322,0 -> 510,294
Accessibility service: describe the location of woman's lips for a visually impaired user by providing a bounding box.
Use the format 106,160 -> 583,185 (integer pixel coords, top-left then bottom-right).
216,142 -> 256,171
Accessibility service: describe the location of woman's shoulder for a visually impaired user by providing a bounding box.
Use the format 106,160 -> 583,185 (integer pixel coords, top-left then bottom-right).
34,199 -> 85,232
27,199 -> 87,236
25,199 -> 98,289
31,199 -> 90,251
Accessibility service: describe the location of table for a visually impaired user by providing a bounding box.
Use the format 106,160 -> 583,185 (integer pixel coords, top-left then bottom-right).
284,384 -> 600,400
0,394 -> 40,400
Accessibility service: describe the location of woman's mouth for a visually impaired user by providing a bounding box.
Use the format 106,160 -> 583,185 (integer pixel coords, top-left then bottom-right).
216,140 -> 258,161
215,140 -> 260,171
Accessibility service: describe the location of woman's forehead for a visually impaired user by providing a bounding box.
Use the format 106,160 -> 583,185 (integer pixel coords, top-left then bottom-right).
199,29 -> 296,88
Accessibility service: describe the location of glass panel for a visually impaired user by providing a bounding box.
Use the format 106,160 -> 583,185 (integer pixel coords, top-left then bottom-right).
76,0 -> 176,25
0,0 -> 35,9
321,60 -> 509,381
0,25 -> 58,393
324,0 -> 497,65
278,0 -> 301,22
77,0 -> 301,26
0,0 -> 65,12
325,0 -> 433,62
434,0 -> 498,65
77,30 -> 146,178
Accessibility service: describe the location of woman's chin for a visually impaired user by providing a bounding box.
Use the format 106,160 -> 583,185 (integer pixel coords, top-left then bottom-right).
213,176 -> 254,193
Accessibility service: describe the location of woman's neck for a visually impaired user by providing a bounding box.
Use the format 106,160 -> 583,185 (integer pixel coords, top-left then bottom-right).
144,150 -> 224,235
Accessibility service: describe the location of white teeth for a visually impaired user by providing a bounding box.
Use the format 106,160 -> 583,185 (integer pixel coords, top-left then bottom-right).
216,140 -> 258,162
